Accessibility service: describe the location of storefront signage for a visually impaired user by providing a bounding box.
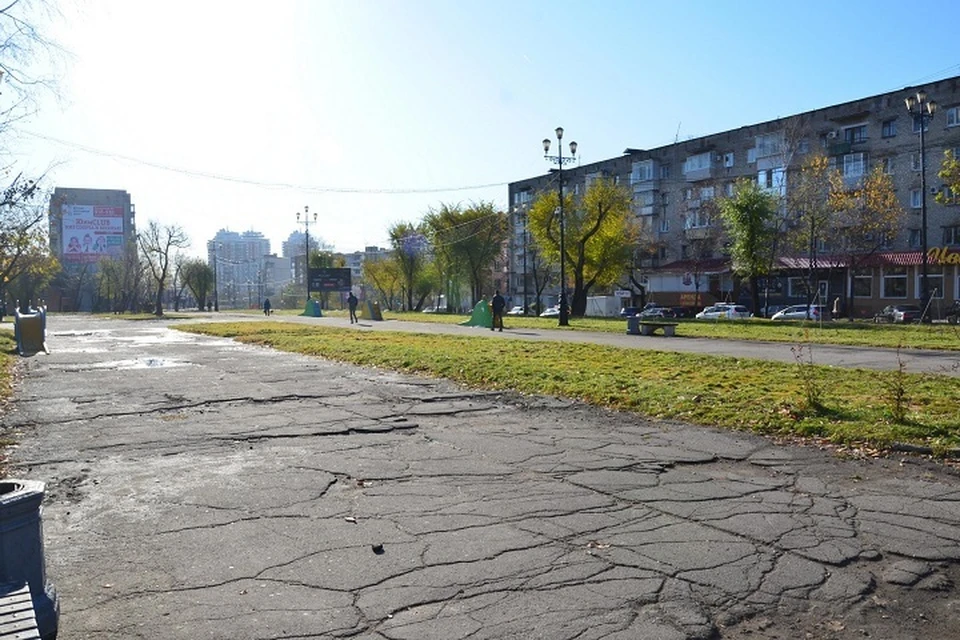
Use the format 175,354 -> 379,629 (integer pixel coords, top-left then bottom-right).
928,247 -> 960,265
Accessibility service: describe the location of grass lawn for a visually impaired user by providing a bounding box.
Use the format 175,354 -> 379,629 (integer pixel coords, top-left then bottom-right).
178,321 -> 960,455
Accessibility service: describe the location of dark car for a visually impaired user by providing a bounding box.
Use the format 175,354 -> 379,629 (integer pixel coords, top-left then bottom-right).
946,301 -> 960,324
873,304 -> 922,324
619,306 -> 642,318
640,306 -> 677,319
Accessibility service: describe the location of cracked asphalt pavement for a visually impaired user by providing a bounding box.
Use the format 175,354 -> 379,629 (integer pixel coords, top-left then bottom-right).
5,315 -> 960,639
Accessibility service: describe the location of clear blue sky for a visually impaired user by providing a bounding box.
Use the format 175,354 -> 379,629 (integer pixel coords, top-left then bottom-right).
17,0 -> 960,258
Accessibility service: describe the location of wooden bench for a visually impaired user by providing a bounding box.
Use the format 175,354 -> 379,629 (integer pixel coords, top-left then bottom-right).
626,317 -> 678,337
0,583 -> 40,639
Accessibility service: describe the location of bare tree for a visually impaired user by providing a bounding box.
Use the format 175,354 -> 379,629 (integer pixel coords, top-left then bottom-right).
138,220 -> 190,316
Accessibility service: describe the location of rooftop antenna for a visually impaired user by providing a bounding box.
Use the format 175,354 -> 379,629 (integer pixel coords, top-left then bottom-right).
674,121 -> 681,144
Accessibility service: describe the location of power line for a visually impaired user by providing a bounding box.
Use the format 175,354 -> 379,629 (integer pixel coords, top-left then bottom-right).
22,130 -> 513,195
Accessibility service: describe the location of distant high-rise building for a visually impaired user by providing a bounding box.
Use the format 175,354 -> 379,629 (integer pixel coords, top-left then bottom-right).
49,187 -> 135,270
207,229 -> 273,309
47,187 -> 136,311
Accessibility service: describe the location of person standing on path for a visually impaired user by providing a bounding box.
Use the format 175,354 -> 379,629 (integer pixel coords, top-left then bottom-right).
491,290 -> 506,332
263,298 -> 272,316
348,292 -> 359,324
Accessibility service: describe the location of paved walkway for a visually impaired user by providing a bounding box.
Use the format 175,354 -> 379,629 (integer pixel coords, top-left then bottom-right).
6,315 -> 960,639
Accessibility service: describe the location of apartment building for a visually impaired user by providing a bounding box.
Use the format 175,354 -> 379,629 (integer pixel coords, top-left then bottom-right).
508,75 -> 960,318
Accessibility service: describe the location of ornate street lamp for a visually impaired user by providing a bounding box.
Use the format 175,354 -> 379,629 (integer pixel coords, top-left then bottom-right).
297,205 -> 317,300
905,90 -> 938,323
543,127 -> 577,326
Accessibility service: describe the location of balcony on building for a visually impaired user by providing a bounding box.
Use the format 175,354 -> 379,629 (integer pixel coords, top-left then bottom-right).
682,151 -> 715,182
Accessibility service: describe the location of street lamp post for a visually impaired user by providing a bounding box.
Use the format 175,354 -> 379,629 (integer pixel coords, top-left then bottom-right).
521,206 -> 529,315
297,206 -> 317,301
905,90 -> 938,323
543,127 -> 577,326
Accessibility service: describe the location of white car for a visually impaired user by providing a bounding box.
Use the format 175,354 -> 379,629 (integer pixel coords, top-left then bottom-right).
539,306 -> 560,317
695,304 -> 752,320
506,305 -> 525,316
771,305 -> 825,321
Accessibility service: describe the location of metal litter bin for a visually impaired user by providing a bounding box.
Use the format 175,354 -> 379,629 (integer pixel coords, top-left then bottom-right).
0,480 -> 58,639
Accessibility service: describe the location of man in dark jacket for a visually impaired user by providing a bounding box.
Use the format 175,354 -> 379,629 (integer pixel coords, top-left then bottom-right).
491,290 -> 506,332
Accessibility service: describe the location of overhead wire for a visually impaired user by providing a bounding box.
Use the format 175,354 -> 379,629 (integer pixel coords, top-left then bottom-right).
21,130 -> 516,195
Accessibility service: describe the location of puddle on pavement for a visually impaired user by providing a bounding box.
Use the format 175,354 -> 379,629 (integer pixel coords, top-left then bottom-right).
64,358 -> 192,371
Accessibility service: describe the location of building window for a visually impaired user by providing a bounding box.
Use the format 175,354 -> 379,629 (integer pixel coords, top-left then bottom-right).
920,269 -> 944,299
723,152 -> 734,168
947,106 -> 960,127
747,148 -> 757,163
787,277 -> 810,298
912,115 -> 930,133
659,216 -> 669,233
881,157 -> 895,174
725,182 -> 735,197
680,244 -> 689,259
943,226 -> 960,245
843,153 -> 866,178
844,125 -> 867,143
683,188 -> 693,201
852,269 -> 872,297
910,189 -> 922,209
631,160 -> 654,184
910,153 -> 921,171
683,152 -> 712,174
756,132 -> 783,158
881,119 -> 897,138
658,246 -> 668,260
908,228 -> 921,247
882,267 -> 907,298
614,175 -> 620,185
660,164 -> 670,179
700,186 -> 715,200
797,140 -> 810,154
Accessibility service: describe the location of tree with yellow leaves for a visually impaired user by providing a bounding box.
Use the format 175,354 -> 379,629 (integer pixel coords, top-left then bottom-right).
528,178 -> 640,317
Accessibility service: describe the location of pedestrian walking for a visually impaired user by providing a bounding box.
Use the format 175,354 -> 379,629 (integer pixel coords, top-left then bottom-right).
263,298 -> 272,316
348,292 -> 359,324
491,290 -> 506,332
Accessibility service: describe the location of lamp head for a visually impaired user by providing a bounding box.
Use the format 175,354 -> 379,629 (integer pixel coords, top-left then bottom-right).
905,95 -> 917,111
569,141 -> 577,156
917,89 -> 927,104
555,127 -> 563,140
542,138 -> 551,154
927,100 -> 938,115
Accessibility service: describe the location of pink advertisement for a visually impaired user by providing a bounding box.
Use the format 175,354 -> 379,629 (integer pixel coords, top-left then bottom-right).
61,204 -> 125,264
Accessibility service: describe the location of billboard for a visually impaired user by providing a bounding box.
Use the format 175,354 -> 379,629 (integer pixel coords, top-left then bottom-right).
61,204 -> 125,264
308,268 -> 352,292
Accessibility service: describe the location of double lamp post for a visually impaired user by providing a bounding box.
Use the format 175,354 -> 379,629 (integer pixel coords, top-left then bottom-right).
905,89 -> 938,323
543,127 -> 577,326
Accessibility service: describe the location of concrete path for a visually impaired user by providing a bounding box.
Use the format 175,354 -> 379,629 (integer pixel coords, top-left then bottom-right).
6,315 -> 960,639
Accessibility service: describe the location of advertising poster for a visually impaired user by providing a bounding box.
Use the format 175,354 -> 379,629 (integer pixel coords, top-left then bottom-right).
61,204 -> 125,264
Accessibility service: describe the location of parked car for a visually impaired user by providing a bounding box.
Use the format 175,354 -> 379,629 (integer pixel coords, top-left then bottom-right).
873,304 -> 922,324
619,306 -> 642,318
540,306 -> 560,317
695,304 -> 752,320
506,305 -> 525,316
770,305 -> 826,321
640,306 -> 677,319
671,306 -> 696,318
